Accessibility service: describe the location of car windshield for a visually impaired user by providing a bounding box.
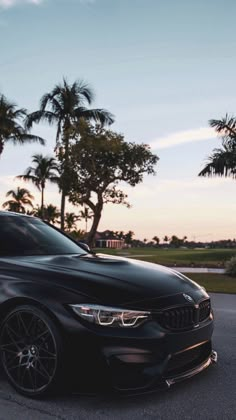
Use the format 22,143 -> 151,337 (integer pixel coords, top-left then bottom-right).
0,216 -> 87,256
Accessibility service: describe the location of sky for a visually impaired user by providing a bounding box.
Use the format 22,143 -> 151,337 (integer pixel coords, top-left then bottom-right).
0,0 -> 236,241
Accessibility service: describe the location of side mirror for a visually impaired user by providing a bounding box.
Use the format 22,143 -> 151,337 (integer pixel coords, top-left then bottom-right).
78,242 -> 91,252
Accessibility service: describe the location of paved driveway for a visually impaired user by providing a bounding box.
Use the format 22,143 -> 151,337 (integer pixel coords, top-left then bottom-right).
0,293 -> 235,420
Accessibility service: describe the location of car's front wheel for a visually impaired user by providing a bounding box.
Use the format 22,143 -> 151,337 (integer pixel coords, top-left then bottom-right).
0,305 -> 63,397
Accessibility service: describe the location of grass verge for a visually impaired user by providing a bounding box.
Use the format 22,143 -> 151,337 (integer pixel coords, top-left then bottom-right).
183,273 -> 236,294
94,248 -> 235,268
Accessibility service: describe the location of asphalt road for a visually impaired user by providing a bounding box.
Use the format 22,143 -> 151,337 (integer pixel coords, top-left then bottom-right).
0,293 -> 235,420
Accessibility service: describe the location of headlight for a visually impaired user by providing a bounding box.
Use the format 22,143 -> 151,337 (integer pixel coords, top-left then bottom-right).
70,304 -> 150,328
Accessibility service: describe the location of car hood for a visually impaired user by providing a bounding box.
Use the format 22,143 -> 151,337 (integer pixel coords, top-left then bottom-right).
2,253 -> 208,308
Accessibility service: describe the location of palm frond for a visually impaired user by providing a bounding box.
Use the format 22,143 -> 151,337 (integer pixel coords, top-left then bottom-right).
40,93 -> 63,117
209,114 -> 236,138
25,110 -> 58,129
16,173 -> 41,190
40,93 -> 52,111
5,189 -> 17,198
48,176 -> 60,184
7,133 -> 45,146
4,201 -> 17,208
56,120 -> 62,145
11,108 -> 27,119
74,107 -> 114,126
199,143 -> 236,178
73,80 -> 94,105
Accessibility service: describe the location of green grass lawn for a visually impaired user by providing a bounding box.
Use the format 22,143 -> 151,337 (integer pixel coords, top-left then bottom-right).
185,273 -> 236,294
94,247 -> 235,267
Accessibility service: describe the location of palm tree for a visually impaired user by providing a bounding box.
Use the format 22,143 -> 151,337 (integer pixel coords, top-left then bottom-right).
33,204 -> 60,224
79,206 -> 93,233
124,231 -> 134,246
116,230 -> 124,240
64,212 -> 80,231
199,114 -> 236,179
25,79 -> 114,230
199,142 -> 236,178
69,229 -> 86,242
17,154 -> 59,218
0,93 -> 45,158
2,187 -> 34,213
209,114 -> 236,141
163,235 -> 169,244
152,236 -> 160,246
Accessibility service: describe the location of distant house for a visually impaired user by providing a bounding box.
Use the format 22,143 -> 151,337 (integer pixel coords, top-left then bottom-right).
95,230 -> 125,249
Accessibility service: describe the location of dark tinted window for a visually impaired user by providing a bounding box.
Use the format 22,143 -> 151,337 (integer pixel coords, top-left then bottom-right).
0,216 -> 86,256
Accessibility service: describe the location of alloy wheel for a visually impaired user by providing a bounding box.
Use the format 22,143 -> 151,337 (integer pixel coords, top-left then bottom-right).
0,308 -> 58,395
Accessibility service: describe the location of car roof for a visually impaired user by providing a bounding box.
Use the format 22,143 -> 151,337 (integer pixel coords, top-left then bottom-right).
0,211 -> 33,218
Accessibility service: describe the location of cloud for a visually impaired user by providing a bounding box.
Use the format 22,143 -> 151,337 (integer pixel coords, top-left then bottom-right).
150,127 -> 217,150
120,177 -> 232,198
153,177 -> 232,193
0,0 -> 43,8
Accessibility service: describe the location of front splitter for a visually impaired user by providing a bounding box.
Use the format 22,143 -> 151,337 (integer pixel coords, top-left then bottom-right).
165,350 -> 218,387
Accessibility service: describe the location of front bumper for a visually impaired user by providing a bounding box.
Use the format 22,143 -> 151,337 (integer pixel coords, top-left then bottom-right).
66,313 -> 216,393
105,339 -> 216,393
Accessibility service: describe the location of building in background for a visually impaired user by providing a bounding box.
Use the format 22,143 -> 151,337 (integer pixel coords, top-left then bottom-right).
95,230 -> 125,248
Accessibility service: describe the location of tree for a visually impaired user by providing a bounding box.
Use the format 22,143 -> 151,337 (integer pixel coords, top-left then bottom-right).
64,212 -> 80,231
79,206 -> 93,233
169,235 -> 187,248
124,231 -> 134,246
2,187 -> 34,213
163,235 -> 169,244
199,114 -> 236,179
25,79 -> 114,230
69,229 -> 86,242
199,142 -> 236,178
115,230 -> 125,240
152,236 -> 160,246
67,126 -> 158,246
170,235 -> 180,247
0,93 -> 44,158
17,154 -> 59,218
33,204 -> 60,224
209,114 -> 236,141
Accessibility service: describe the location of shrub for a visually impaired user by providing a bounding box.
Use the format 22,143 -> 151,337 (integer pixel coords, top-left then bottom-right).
225,256 -> 236,277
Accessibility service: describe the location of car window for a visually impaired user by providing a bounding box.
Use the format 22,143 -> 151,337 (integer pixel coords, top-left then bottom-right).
0,217 -> 87,256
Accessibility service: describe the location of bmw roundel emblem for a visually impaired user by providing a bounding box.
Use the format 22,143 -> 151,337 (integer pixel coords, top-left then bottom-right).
183,293 -> 194,303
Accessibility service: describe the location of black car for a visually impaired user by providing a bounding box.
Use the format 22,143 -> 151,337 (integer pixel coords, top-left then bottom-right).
0,211 -> 217,397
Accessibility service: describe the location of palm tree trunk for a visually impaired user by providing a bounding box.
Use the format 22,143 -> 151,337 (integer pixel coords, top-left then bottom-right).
60,126 -> 70,232
0,137 -> 4,157
60,190 -> 66,230
41,186 -> 45,219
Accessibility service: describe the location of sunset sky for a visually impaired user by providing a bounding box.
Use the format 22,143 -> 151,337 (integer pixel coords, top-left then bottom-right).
1,0 -> 236,241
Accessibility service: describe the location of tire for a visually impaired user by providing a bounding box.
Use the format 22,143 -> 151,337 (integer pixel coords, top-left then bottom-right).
0,304 -> 63,398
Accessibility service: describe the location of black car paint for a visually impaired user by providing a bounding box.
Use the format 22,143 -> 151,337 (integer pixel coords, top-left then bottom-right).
0,212 -> 215,393
0,253 -> 208,305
